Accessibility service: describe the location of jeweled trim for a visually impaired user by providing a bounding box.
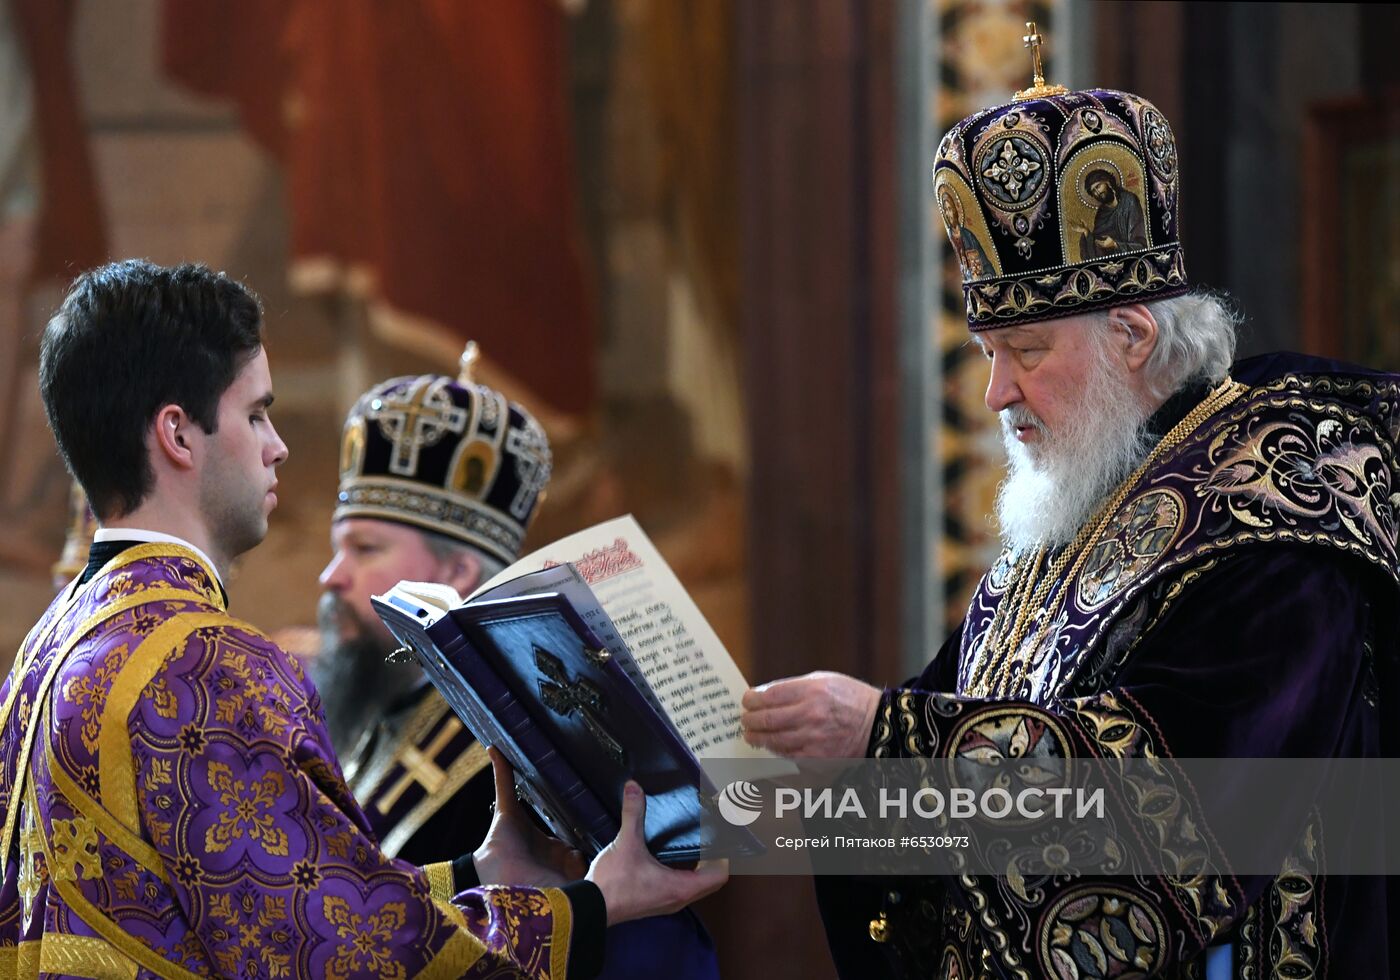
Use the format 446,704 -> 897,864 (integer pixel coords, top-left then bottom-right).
335,476 -> 525,565
964,244 -> 1187,330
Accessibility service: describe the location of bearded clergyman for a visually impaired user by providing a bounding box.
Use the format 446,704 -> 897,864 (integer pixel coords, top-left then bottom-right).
740,31 -> 1397,980
312,352 -> 720,979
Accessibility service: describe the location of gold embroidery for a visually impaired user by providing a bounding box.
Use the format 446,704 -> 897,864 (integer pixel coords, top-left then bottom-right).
412,930 -> 486,980
545,886 -> 571,980
112,868 -> 141,902
203,763 -> 289,856
143,757 -> 172,792
1198,412 -> 1395,553
48,815 -> 102,882
1038,886 -> 1165,977
103,543 -> 225,609
1067,692 -> 1142,758
348,693 -> 441,803
15,942 -> 38,980
42,693 -> 169,883
147,677 -> 179,719
16,805 -> 43,918
15,695 -> 30,737
37,933 -> 139,980
1239,902 -> 1259,979
1076,487 -> 1186,612
432,895 -> 468,930
380,742 -> 490,859
65,642 -> 131,754
98,611 -> 228,834
3,552 -> 110,722
1268,814 -> 1324,978
324,897 -> 408,980
422,862 -> 456,904
28,782 -> 203,980
482,888 -> 553,969
954,874 -> 1031,980
967,379 -> 1247,697
377,717 -> 466,813
212,647 -> 255,725
0,587 -> 212,876
1065,693 -> 1237,943
489,887 -> 552,929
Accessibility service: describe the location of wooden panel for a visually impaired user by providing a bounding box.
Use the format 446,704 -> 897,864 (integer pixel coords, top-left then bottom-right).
714,0 -> 900,976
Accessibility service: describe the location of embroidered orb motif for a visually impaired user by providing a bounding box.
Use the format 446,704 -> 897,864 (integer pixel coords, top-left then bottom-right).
947,707 -> 1072,824
1076,488 -> 1186,612
977,135 -> 1049,211
1039,886 -> 1166,979
1141,108 -> 1177,183
986,550 -> 1016,594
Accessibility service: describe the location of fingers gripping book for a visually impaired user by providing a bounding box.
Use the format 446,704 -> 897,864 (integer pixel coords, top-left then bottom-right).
371,516 -> 783,863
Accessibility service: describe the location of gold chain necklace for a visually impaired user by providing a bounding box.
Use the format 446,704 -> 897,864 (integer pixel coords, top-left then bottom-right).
968,378 -> 1247,700
965,547 -> 1043,693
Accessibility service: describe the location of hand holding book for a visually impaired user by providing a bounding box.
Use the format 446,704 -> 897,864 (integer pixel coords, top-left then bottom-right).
584,780 -> 729,926
473,747 -> 586,887
372,516 -> 786,865
475,746 -> 728,925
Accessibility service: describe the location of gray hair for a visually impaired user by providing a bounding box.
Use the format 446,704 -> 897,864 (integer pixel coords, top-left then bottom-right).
418,527 -> 508,583
1136,290 -> 1240,399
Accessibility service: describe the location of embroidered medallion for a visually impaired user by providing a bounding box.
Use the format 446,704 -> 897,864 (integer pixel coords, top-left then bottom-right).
1077,488 -> 1186,612
1038,885 -> 1166,979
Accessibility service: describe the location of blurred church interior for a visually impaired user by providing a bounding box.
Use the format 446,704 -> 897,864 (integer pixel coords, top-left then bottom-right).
0,2 -> 1395,976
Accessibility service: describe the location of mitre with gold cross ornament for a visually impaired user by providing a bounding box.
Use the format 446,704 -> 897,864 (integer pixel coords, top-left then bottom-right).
335,342 -> 553,564
934,21 -> 1188,329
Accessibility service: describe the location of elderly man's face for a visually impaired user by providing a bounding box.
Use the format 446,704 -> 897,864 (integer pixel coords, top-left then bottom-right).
980,310 -> 1161,549
978,315 -> 1109,459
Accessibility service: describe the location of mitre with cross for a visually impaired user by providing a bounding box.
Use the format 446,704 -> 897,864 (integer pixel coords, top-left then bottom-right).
933,22 -> 1189,330
335,342 -> 553,565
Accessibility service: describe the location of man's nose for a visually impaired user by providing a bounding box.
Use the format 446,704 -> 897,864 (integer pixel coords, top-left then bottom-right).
267,422 -> 290,466
984,356 -> 1022,413
319,554 -> 347,592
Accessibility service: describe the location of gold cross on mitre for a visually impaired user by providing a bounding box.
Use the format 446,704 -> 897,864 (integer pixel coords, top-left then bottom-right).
459,341 -> 480,384
1014,22 -> 1070,101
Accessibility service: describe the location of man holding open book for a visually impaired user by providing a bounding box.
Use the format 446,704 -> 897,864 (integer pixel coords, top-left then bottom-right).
0,260 -> 724,979
315,350 -> 721,978
741,34 -> 1397,980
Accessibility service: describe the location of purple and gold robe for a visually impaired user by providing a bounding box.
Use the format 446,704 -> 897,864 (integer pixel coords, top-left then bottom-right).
346,687 -> 719,980
0,543 -> 604,978
817,355 -> 1400,978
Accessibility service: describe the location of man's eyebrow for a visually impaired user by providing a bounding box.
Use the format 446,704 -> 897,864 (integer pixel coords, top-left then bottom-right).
251,392 -> 275,409
999,325 -> 1051,343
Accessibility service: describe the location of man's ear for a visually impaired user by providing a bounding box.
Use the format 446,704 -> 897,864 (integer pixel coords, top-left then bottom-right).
151,404 -> 198,471
1109,304 -> 1159,373
444,549 -> 484,598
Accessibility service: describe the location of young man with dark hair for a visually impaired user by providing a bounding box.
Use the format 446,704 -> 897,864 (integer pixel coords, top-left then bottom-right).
0,260 -> 725,979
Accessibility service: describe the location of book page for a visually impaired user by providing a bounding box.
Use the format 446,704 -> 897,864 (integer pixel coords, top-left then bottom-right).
474,515 -> 790,770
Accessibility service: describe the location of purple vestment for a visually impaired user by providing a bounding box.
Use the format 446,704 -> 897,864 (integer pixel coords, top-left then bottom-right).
818,356 -> 1400,978
347,686 -> 718,980
0,543 -> 595,978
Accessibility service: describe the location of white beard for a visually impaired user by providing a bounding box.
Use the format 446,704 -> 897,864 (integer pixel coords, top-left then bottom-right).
995,346 -> 1157,552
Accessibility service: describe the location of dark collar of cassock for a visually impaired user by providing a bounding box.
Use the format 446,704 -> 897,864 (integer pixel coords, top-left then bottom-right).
80,539 -> 231,607
1144,376 -> 1215,443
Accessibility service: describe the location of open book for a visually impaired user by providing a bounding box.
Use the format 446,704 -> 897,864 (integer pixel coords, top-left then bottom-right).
371,515 -> 787,863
